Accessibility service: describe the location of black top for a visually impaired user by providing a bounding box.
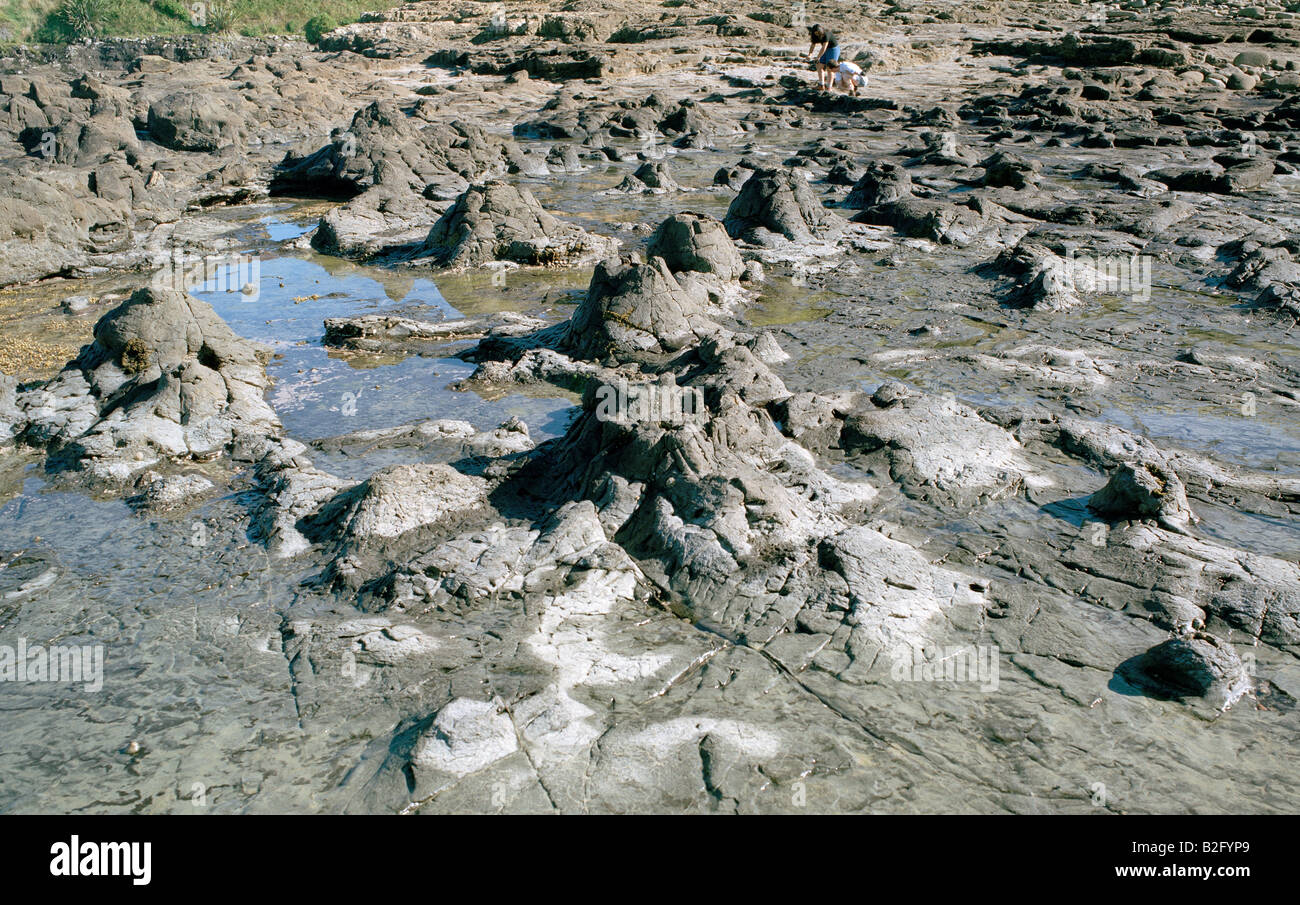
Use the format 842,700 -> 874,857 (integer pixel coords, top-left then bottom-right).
811,27 -> 838,48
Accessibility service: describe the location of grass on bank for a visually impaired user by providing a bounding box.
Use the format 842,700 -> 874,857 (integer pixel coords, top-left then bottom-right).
0,0 -> 377,44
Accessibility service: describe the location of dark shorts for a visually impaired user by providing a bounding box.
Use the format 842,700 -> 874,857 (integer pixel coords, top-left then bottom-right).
819,46 -> 841,64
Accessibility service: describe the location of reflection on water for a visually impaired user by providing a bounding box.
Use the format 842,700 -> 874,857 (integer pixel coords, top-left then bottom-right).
192,253 -> 580,444
748,276 -> 834,326
2,118 -> 1299,813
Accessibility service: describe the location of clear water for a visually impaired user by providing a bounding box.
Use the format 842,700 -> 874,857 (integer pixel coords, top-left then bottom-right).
1,111 -> 1298,813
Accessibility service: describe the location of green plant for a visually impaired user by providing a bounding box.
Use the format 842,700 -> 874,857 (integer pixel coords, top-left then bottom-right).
53,0 -> 108,38
152,0 -> 188,22
203,0 -> 238,33
22,0 -> 370,43
304,13 -> 334,44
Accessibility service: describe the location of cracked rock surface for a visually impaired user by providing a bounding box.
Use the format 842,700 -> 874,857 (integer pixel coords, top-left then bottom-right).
1,0 -> 1298,815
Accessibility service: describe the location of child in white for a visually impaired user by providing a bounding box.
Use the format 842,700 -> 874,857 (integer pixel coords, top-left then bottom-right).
833,60 -> 868,95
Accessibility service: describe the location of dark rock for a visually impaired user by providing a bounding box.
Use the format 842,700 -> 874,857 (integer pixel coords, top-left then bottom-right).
418,180 -> 616,268
563,255 -> 719,358
724,167 -> 845,245
645,212 -> 743,281
1088,461 -> 1197,533
979,150 -> 1041,189
147,91 -> 247,152
845,161 -> 913,208
14,287 -> 277,482
1120,634 -> 1250,707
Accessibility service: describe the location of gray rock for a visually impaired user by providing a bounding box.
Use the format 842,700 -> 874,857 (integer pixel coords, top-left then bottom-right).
127,471 -> 216,511
980,150 -> 1042,189
564,255 -> 720,358
1150,157 -> 1274,194
1227,246 -> 1300,291
609,160 -> 681,194
1256,283 -> 1300,317
325,463 -> 489,547
15,287 -> 278,483
645,211 -> 744,281
147,91 -> 247,152
903,130 -> 981,167
273,102 -> 508,199
31,113 -> 139,167
844,161 -> 913,208
419,180 -> 616,268
1233,51 -> 1272,69
1122,633 -> 1251,708
412,698 -> 518,779
61,295 -> 92,315
724,167 -> 845,246
842,390 -> 1032,506
544,143 -> 586,173
1088,461 -> 1197,533
865,197 -> 991,247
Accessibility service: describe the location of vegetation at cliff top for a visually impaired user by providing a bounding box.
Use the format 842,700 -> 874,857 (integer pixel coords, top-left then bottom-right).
0,0 -> 376,44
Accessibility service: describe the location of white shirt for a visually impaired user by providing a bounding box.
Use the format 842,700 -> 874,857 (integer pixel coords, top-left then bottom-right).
834,61 -> 867,87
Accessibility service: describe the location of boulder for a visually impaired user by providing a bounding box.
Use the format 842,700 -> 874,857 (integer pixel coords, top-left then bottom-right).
326,463 -> 489,547
1121,634 -> 1251,707
272,102 -> 514,200
412,698 -> 518,779
419,180 -> 616,268
15,287 -> 277,482
644,212 -> 743,280
864,197 -> 989,247
979,149 -> 1041,189
723,167 -> 845,245
609,160 -> 681,194
147,91 -> 246,152
1088,461 -> 1197,533
844,161 -> 913,208
27,113 -> 139,167
563,255 -> 719,358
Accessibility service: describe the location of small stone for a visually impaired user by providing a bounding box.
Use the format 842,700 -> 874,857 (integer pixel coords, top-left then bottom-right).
62,296 -> 92,315
1123,633 -> 1251,708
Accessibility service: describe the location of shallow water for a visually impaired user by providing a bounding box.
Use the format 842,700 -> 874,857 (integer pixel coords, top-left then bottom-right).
193,253 -> 580,443
2,96 -> 1299,813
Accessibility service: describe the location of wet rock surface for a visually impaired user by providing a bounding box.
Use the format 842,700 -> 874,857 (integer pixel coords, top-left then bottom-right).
0,0 -> 1298,814
11,287 -> 277,483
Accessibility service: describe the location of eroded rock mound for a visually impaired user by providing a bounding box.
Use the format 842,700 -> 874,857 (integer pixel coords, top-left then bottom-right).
1089,461 -> 1197,533
608,160 -> 682,194
562,255 -> 721,358
13,287 -> 277,482
272,101 -> 510,200
273,103 -> 535,259
326,463 -> 489,547
419,180 -> 616,268
645,212 -> 744,281
867,196 -> 1001,248
1120,633 -> 1251,709
724,167 -> 845,246
147,90 -> 248,152
845,161 -> 913,208
979,150 -> 1042,189
431,237 -> 991,667
841,383 -> 1036,506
